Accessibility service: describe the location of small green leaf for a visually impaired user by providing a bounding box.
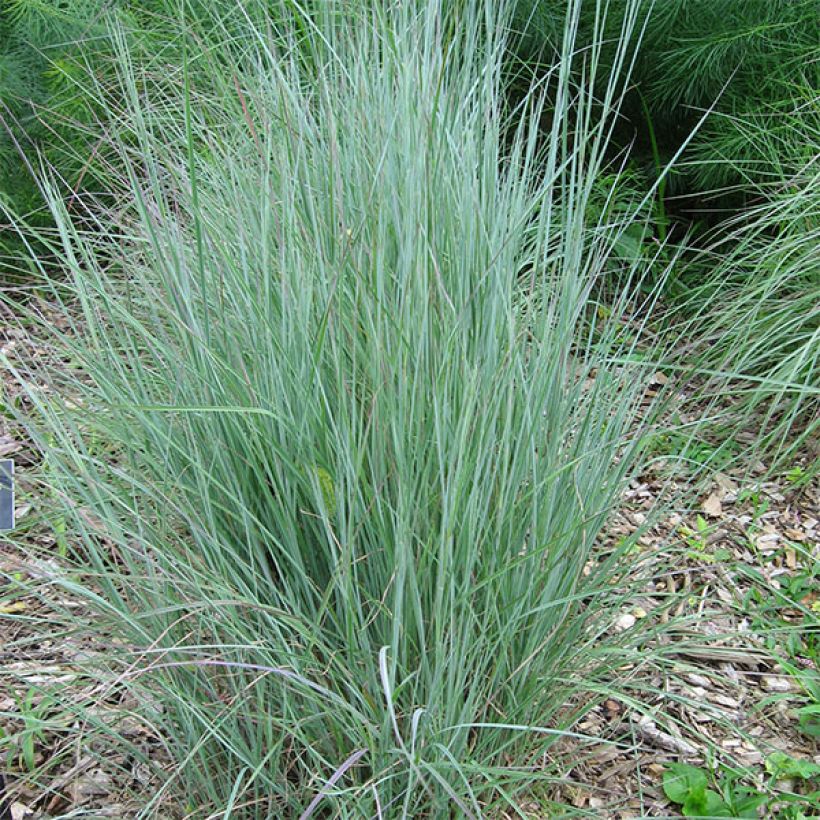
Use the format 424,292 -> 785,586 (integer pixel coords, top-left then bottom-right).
681,783 -> 708,815
735,794 -> 768,818
682,786 -> 732,817
307,465 -> 336,516
664,763 -> 709,805
766,751 -> 820,780
785,466 -> 805,484
701,790 -> 731,817
794,702 -> 820,738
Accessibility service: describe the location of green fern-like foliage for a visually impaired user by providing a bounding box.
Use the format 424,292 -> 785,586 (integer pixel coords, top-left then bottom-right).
0,0 -> 115,274
643,0 -> 816,108
640,0 -> 819,192
688,77 -> 820,192
0,0 -> 216,277
514,0 -> 820,198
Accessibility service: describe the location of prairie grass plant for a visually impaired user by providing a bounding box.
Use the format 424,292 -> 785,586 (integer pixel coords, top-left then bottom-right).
6,0 -> 687,815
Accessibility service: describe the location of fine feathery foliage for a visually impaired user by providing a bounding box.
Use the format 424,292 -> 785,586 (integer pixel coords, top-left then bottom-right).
4,0 -> 686,815
0,0 -> 111,264
513,0 -> 820,197
0,0 -> 304,279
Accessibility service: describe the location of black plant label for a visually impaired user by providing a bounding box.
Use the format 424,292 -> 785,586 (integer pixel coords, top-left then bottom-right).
0,460 -> 13,531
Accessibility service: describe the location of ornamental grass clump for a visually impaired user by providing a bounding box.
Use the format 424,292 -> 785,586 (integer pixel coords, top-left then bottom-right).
681,158 -> 820,468
9,0 -> 673,814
